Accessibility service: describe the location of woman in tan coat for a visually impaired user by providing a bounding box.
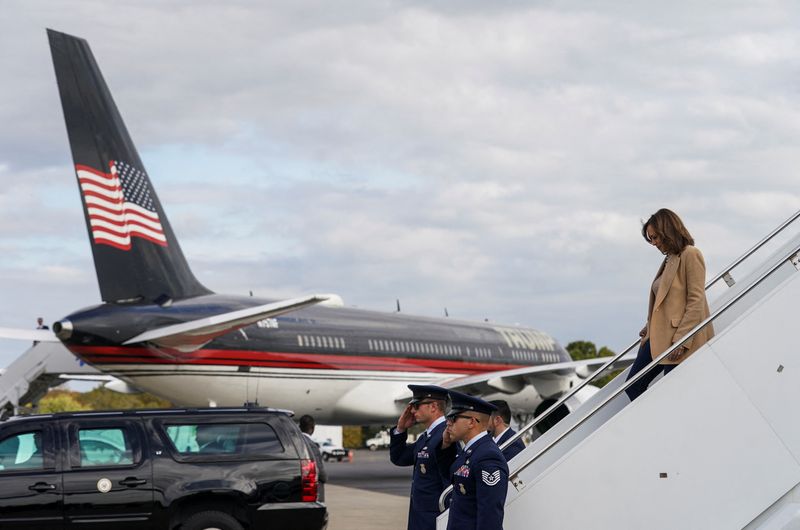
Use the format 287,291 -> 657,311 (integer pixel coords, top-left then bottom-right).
625,209 -> 714,401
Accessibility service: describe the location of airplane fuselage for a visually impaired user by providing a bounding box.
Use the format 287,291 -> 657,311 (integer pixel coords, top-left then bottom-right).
56,294 -> 573,423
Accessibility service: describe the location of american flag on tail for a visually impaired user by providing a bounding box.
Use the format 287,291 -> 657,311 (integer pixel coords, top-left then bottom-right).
75,160 -> 167,250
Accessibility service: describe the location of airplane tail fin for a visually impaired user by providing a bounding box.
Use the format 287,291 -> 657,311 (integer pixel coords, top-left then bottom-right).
48,29 -> 211,304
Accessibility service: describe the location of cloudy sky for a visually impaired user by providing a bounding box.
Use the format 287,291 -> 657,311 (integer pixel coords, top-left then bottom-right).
1,1 -> 799,367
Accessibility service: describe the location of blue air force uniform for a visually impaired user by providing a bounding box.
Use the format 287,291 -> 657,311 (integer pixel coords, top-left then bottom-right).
390,385 -> 450,530
438,392 -> 509,530
495,427 -> 525,462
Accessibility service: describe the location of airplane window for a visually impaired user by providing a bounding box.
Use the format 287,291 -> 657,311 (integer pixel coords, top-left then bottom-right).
341,338 -> 346,349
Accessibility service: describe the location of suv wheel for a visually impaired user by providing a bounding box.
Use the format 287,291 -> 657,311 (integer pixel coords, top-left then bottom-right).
322,453 -> 330,462
182,510 -> 244,530
368,444 -> 377,451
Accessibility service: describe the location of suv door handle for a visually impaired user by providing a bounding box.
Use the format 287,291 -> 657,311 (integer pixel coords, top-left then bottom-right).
28,482 -> 57,492
119,477 -> 147,487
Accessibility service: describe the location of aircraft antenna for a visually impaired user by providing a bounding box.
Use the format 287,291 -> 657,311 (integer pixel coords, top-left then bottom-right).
444,308 -> 449,317
396,299 -> 401,312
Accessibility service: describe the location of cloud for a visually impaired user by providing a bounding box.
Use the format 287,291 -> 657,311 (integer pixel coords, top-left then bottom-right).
1,1 -> 799,367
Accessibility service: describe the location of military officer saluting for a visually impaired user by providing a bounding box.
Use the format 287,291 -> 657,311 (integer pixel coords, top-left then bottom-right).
390,384 -> 450,530
437,391 -> 508,530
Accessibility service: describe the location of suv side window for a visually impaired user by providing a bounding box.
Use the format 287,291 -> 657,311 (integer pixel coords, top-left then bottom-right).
163,422 -> 284,457
78,427 -> 135,467
0,431 -> 44,471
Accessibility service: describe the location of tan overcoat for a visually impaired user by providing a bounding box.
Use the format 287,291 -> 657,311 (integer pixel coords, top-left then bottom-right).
642,245 -> 714,365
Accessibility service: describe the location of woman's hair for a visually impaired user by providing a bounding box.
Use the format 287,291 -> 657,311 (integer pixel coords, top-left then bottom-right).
642,208 -> 695,255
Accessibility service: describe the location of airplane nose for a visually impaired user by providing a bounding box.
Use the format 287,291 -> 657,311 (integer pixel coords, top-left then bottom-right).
53,319 -> 73,340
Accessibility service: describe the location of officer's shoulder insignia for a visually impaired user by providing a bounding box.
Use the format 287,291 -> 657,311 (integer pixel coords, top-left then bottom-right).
482,469 -> 501,486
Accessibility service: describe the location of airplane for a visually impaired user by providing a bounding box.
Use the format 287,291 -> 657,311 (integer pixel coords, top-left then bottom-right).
0,30 -> 623,425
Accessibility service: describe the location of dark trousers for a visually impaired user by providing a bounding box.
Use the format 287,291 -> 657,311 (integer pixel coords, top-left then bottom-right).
625,340 -> 676,401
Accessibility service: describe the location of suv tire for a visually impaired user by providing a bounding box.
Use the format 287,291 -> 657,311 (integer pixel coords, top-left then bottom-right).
182,510 -> 244,530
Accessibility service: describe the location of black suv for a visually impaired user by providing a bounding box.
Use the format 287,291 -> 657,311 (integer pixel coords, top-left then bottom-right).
0,407 -> 327,530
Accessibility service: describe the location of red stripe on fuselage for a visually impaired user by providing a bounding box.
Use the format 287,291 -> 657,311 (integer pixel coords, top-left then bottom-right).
68,346 -> 527,374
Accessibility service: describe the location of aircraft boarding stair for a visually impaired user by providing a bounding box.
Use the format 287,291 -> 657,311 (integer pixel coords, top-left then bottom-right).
437,210 -> 800,529
0,341 -> 101,418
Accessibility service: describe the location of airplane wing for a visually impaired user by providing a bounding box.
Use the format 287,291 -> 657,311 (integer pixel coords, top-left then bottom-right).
0,328 -> 60,342
438,354 -> 636,396
122,294 -> 329,352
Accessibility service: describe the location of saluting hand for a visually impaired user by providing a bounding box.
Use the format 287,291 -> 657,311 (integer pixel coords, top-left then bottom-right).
396,405 -> 415,433
442,426 -> 454,449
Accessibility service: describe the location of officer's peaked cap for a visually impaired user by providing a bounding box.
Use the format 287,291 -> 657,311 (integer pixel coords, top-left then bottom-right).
407,384 -> 448,404
446,390 -> 497,417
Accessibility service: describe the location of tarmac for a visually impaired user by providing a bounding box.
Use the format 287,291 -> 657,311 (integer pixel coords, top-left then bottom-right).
325,448 -> 412,530
326,484 -> 408,530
